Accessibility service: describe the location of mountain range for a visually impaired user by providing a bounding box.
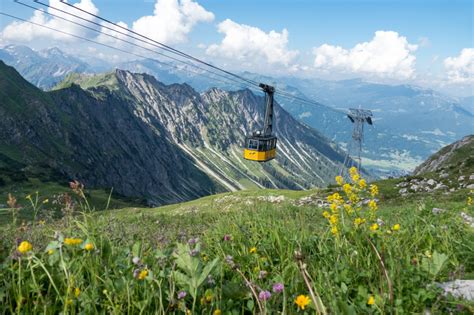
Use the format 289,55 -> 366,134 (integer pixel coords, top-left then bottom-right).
1,44 -> 473,178
0,60 -> 347,205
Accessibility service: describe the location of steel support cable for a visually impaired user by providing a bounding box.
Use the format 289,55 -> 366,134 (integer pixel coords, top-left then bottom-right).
0,12 -> 262,94
15,0 -> 257,91
47,0 -> 261,88
35,0 -> 354,117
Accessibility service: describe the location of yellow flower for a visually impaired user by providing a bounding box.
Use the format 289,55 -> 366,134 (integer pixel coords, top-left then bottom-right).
349,166 -> 358,176
329,214 -> 338,225
42,199 -> 49,204
359,179 -> 367,189
368,200 -> 378,211
48,249 -> 54,255
335,175 -> 344,185
330,203 -> 338,213
343,183 -> 352,194
370,223 -> 379,231
331,226 -> 338,235
354,217 -> 365,226
351,174 -> 360,182
64,238 -> 83,246
370,184 -> 379,197
343,204 -> 353,214
322,211 -> 330,218
38,220 -> 46,225
138,269 -> 148,280
213,310 -> 222,315
18,241 -> 33,254
295,294 -> 311,310
468,196 -> 473,206
249,247 -> 257,254
74,287 -> 80,298
367,295 -> 375,305
424,250 -> 432,258
84,243 -> 94,251
392,224 -> 400,231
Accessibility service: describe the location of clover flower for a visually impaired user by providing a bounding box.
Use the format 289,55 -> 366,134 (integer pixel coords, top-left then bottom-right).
258,290 -> 271,301
178,291 -> 187,299
272,283 -> 284,293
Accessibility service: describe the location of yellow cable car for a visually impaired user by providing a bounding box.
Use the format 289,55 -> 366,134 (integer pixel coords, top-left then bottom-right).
243,83 -> 278,162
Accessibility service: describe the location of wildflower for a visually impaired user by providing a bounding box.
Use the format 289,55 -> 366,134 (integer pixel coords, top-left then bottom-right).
343,204 -> 353,214
322,211 -> 330,218
213,310 -> 222,315
207,275 -> 216,285
249,247 -> 257,254
64,238 -> 83,246
223,234 -> 232,241
272,283 -> 284,293
18,241 -> 32,254
352,173 -> 360,182
48,249 -> 54,255
178,291 -> 187,299
258,270 -> 268,279
189,248 -> 200,257
359,179 -> 367,189
331,226 -> 338,235
84,243 -> 94,251
42,199 -> 49,204
295,294 -> 311,310
188,238 -> 198,245
205,291 -> 213,302
330,203 -> 338,213
392,224 -> 401,231
367,295 -> 375,305
329,214 -> 338,225
354,217 -> 365,226
259,290 -> 271,301
132,256 -> 141,265
26,194 -> 32,201
74,287 -> 80,298
201,253 -> 209,262
370,223 -> 379,231
7,193 -> 17,208
468,196 -> 473,206
368,200 -> 378,211
138,269 -> 148,280
349,166 -> 358,176
424,250 -> 432,258
370,184 -> 379,197
335,175 -> 344,185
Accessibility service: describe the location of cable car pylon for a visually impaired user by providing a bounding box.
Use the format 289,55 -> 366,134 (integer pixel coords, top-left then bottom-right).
340,108 -> 373,175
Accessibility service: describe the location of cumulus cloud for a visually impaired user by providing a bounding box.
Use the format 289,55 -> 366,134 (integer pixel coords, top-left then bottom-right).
313,31 -> 418,79
132,0 -> 214,45
206,19 -> 299,67
444,48 -> 474,83
1,0 -> 99,42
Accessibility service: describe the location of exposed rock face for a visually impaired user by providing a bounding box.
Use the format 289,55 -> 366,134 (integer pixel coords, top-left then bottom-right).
414,135 -> 474,175
0,62 -> 348,205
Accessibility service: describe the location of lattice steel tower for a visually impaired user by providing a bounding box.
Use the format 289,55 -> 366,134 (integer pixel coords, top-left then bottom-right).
340,108 -> 373,174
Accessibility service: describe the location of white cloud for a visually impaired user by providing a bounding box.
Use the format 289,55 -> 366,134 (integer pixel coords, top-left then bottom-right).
1,0 -> 99,43
132,0 -> 214,45
206,19 -> 299,67
444,48 -> 474,83
312,31 -> 418,79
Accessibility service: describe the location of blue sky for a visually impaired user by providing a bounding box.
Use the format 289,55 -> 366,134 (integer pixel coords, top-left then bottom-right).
0,0 -> 472,95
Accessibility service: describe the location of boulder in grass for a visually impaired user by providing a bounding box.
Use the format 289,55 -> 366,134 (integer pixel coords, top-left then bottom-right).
436,280 -> 474,301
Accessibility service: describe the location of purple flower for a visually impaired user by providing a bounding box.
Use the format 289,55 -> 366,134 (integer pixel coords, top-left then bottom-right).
272,283 -> 284,293
188,238 -> 198,245
177,291 -> 187,299
223,234 -> 232,241
258,290 -> 271,301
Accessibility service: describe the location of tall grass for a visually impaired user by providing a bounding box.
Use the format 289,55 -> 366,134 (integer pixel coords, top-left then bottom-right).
0,170 -> 473,314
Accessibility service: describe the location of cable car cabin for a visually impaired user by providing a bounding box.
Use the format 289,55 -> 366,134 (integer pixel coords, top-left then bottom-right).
244,134 -> 277,162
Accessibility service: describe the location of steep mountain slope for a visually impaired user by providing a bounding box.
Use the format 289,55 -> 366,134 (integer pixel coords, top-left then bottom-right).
0,61 -> 219,205
60,69 -> 347,191
0,61 -> 347,205
414,135 -> 474,176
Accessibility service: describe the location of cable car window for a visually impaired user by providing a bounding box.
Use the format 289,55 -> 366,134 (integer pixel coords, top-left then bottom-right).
248,139 -> 258,150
